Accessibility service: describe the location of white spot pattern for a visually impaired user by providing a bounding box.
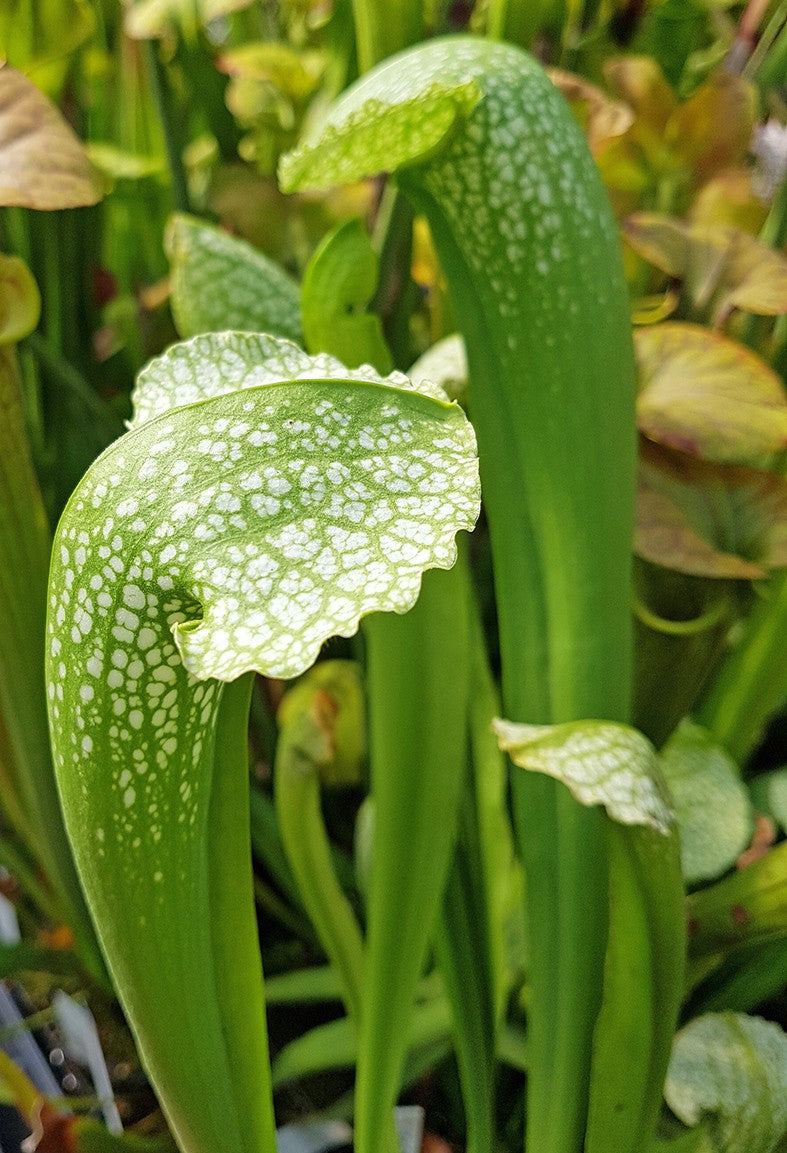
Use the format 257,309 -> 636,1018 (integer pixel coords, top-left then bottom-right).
494,718 -> 674,835
46,337 -> 479,889
280,38 -> 637,715
165,214 -> 302,344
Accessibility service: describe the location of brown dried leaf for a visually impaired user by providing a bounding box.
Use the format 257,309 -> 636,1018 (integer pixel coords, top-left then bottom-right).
603,56 -> 676,134
548,68 -> 634,154
624,215 -> 787,318
636,440 -> 787,578
0,65 -> 103,208
635,323 -> 787,463
665,72 -> 757,184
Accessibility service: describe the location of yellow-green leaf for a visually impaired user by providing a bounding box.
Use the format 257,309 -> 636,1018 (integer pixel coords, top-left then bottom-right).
631,291 -> 679,326
217,43 -> 325,102
279,78 -> 482,193
278,661 -> 366,789
603,56 -> 675,135
0,255 -> 40,346
87,142 -> 164,182
124,0 -> 252,39
635,323 -> 787,463
690,170 -> 768,236
0,65 -> 103,209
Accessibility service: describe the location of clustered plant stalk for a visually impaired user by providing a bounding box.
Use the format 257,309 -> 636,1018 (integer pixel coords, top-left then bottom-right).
0,3 -> 785,1153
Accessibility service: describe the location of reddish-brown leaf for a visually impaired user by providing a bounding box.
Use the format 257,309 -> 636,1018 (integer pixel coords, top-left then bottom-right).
636,440 -> 787,578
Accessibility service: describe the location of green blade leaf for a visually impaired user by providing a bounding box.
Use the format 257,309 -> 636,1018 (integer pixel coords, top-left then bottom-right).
271,995 -> 453,1088
494,718 -> 674,835
660,721 -> 753,884
282,35 -> 640,1153
665,1013 -> 787,1153
301,218 -> 392,373
165,214 -> 303,343
46,333 -> 479,1153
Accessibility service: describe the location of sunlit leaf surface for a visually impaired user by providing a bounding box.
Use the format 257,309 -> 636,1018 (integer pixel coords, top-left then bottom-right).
493,718 -> 674,834
279,77 -> 481,192
0,66 -> 103,208
124,0 -> 252,39
660,721 -> 753,884
635,323 -> 787,463
665,1013 -> 787,1153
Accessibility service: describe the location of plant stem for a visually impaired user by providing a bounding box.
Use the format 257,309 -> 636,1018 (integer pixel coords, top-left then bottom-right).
351,0 -> 424,73
486,0 -> 544,47
696,570 -> 787,764
358,561 -> 470,1153
435,765 -> 497,1153
208,674 -> 277,1153
274,696 -> 365,1023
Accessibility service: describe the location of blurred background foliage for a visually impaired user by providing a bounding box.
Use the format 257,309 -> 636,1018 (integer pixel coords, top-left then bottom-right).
0,1 -> 786,1150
